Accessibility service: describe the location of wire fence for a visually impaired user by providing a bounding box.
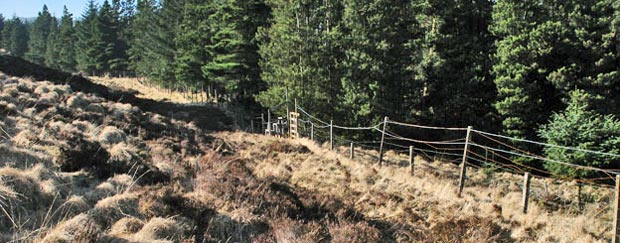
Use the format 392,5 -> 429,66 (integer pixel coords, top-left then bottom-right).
247,103 -> 620,241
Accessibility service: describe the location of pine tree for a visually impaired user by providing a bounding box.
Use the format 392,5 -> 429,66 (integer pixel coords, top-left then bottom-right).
201,0 -> 269,102
539,89 -> 620,179
26,5 -> 54,65
0,14 -> 4,48
174,0 -> 212,89
338,0 -> 421,125
98,0 -> 120,73
76,0 -> 104,75
257,0 -> 343,119
56,6 -> 78,71
129,0 -> 184,83
1,16 -> 29,57
417,0 -> 496,129
490,0 -> 563,140
44,16 -> 60,69
109,0 -> 134,75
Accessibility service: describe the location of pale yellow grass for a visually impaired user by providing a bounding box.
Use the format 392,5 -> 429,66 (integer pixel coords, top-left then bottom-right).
90,76 -> 198,103
218,131 -> 613,243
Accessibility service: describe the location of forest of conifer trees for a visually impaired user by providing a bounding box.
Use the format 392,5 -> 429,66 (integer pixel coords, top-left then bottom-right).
1,0 -> 620,178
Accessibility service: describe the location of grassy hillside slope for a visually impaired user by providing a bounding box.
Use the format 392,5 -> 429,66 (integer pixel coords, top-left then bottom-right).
0,56 -> 615,242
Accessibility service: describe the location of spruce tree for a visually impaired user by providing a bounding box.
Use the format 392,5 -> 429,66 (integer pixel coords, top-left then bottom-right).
257,0 -> 343,119
76,0 -> 103,75
0,14 -> 4,48
201,0 -> 269,102
338,0 -> 420,125
416,0 -> 496,129
1,17 -> 29,57
56,6 -> 77,71
174,0 -> 211,91
44,16 -> 60,69
26,5 -> 54,65
129,0 -> 184,83
98,0 -> 120,73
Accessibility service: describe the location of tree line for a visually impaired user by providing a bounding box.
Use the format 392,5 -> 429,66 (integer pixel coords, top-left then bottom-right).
1,0 -> 619,180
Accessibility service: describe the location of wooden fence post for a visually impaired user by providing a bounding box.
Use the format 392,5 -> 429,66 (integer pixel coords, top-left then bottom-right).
311,123 -> 314,141
613,175 -> 620,243
261,113 -> 265,133
251,120 -> 254,134
457,126 -> 473,197
267,110 -> 271,136
378,116 -> 389,166
350,143 -> 354,159
522,172 -> 531,214
286,88 -> 290,138
330,120 -> 334,150
409,146 -> 414,176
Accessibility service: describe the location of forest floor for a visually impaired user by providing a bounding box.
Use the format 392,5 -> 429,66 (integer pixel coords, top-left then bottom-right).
0,68 -> 616,242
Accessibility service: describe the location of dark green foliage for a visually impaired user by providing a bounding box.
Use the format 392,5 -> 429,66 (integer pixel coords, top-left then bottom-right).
491,0 -> 620,140
44,16 -> 60,69
257,0 -> 343,119
56,7 -> 78,71
26,5 -> 54,65
0,14 -> 4,47
174,0 -> 211,88
418,0 -> 497,129
76,0 -> 103,74
201,0 -> 269,102
338,0 -> 420,125
1,17 -> 29,57
539,90 -> 620,179
129,0 -> 184,83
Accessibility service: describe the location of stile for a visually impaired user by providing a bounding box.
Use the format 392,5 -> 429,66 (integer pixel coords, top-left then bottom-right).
457,126 -> 473,197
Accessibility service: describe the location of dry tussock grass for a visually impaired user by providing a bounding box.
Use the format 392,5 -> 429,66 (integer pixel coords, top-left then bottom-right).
90,76 -> 194,103
214,131 -> 614,242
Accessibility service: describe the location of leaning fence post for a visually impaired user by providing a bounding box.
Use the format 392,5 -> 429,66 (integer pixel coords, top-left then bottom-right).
522,172 -> 531,214
350,143 -> 354,159
457,126 -> 473,197
409,146 -> 414,176
330,120 -> 334,150
613,175 -> 620,243
378,117 -> 389,167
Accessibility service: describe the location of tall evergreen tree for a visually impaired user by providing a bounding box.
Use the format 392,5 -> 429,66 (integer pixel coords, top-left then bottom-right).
417,0 -> 496,129
174,0 -> 212,89
129,0 -> 184,83
1,17 -> 29,57
490,0 -> 563,140
98,0 -> 120,73
201,0 -> 269,102
258,0 -> 343,119
56,6 -> 78,71
0,14 -> 4,48
44,16 -> 60,69
76,0 -> 103,74
338,0 -> 421,125
26,5 -> 54,65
